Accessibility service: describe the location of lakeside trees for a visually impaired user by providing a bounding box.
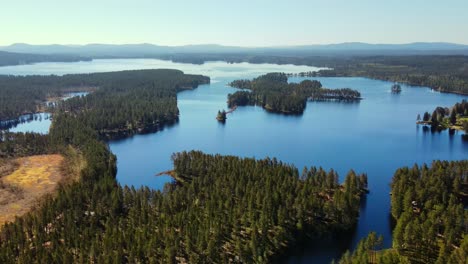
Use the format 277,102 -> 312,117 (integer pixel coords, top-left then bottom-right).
418,99 -> 468,132
55,70 -> 209,138
0,69 -> 209,138
390,161 -> 467,263
228,73 -> 361,114
309,55 -> 468,95
0,139 -> 369,262
339,160 -> 468,264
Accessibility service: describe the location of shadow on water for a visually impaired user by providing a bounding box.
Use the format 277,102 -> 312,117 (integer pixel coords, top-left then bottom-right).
103,119 -> 180,142
279,230 -> 356,264
278,195 -> 368,264
0,113 -> 51,130
462,134 -> 468,143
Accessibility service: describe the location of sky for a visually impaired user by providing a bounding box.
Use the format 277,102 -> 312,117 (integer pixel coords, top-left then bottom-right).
2,0 -> 468,46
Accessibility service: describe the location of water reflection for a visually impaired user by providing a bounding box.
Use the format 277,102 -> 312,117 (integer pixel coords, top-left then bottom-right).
1,113 -> 52,134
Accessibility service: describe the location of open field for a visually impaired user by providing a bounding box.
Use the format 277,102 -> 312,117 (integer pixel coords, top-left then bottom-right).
0,155 -> 64,227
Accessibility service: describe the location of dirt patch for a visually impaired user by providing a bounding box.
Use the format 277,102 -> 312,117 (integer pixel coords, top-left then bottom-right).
0,154 -> 64,227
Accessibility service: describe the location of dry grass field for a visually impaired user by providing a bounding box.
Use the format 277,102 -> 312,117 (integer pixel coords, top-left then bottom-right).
0,155 -> 64,227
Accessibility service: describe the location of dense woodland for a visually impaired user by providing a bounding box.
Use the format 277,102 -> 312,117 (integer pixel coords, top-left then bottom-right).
339,161 -> 468,264
0,132 -> 52,158
0,51 -> 90,67
54,70 -> 209,138
418,99 -> 468,132
228,73 -> 361,114
0,132 -> 368,262
0,70 -> 209,138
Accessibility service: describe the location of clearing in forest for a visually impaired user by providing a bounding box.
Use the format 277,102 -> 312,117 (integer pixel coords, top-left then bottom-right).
0,155 -> 64,227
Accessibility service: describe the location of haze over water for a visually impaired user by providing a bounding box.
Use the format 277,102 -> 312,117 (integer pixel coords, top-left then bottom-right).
2,59 -> 467,263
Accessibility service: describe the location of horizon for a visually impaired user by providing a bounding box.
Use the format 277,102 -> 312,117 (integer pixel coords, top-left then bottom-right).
2,0 -> 468,46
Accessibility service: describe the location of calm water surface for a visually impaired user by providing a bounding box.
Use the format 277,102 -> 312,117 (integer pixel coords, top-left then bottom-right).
2,59 -> 467,263
2,113 -> 52,134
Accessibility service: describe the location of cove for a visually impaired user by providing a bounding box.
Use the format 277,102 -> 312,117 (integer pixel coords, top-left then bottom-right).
1,59 -> 467,263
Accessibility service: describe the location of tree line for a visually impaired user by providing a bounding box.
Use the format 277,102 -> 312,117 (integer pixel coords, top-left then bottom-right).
338,160 -> 467,264
418,99 -> 468,132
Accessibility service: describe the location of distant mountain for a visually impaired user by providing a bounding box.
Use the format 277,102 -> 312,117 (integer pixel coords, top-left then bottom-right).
0,42 -> 468,62
285,42 -> 468,51
0,51 -> 91,67
0,43 -> 253,57
2,42 -> 468,57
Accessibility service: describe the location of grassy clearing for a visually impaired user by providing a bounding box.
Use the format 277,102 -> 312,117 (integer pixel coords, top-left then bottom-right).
0,155 -> 64,227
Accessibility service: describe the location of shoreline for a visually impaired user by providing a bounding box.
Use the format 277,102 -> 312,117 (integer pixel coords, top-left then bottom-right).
416,121 -> 466,132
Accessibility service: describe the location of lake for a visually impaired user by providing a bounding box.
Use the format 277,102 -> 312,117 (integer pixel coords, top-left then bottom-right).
1,59 -> 467,263
1,92 -> 88,134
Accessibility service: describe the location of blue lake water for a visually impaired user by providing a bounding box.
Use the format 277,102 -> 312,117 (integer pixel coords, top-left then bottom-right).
1,92 -> 88,134
1,59 -> 467,263
1,113 -> 52,134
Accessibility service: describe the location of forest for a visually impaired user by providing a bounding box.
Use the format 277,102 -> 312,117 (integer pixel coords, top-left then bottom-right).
418,99 -> 468,132
157,54 -> 468,95
0,70 -> 209,138
338,160 -> 468,264
0,51 -> 90,67
53,70 -> 209,138
0,133 -> 369,262
228,73 -> 361,114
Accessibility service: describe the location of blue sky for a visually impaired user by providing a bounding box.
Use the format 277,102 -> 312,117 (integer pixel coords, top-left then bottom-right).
2,0 -> 467,46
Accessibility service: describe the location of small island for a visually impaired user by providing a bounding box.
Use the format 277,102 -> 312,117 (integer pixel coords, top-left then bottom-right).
216,109 -> 227,122
391,83 -> 402,94
228,73 -> 361,115
417,99 -> 468,132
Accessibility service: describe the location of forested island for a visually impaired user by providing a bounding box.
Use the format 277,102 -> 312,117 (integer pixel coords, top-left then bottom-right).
0,51 -> 91,67
417,100 -> 468,132
228,73 -> 361,114
339,160 -> 468,264
216,110 -> 227,122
